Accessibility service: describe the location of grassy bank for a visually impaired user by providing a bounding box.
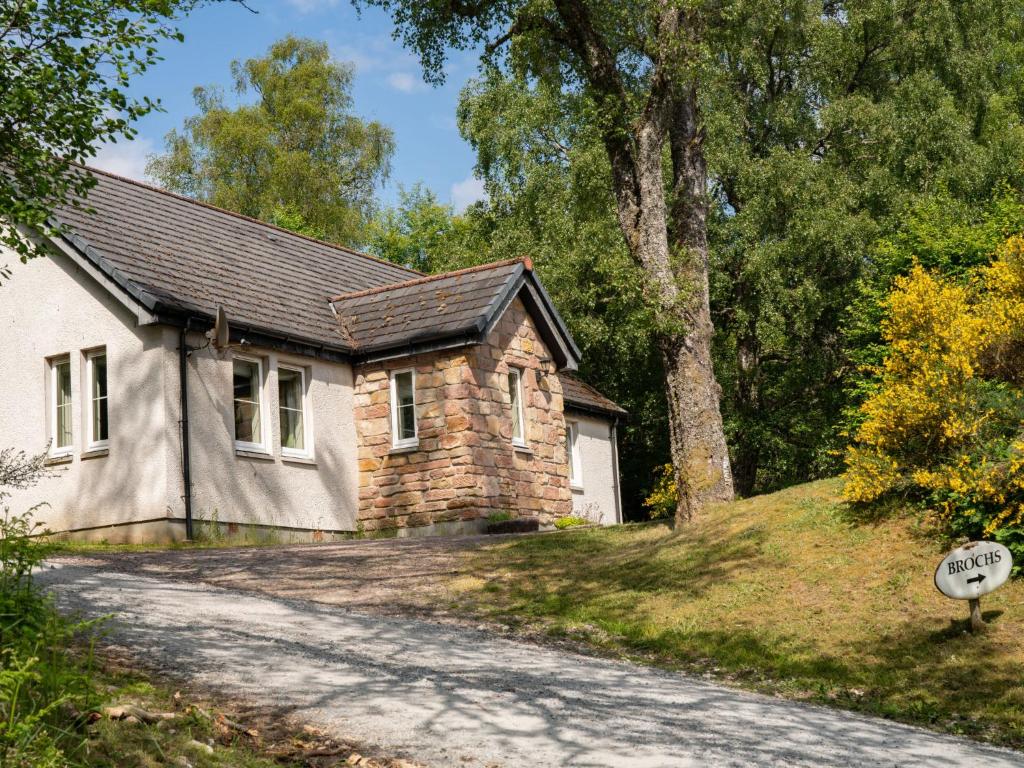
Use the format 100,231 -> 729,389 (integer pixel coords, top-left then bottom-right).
446,480 -> 1024,746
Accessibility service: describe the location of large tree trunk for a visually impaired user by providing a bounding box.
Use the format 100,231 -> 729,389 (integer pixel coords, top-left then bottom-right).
549,0 -> 733,521
604,87 -> 733,522
663,84 -> 733,520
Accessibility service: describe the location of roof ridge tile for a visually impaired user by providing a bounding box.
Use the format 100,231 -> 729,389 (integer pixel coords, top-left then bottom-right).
330,258 -> 528,303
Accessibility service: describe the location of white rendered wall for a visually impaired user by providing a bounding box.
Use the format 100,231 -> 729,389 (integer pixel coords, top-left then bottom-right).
0,246 -> 360,538
0,247 -> 170,534
166,336 -> 360,532
568,412 -> 622,525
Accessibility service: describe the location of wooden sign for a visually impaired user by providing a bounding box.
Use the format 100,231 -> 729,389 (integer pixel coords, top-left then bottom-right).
934,541 -> 1013,631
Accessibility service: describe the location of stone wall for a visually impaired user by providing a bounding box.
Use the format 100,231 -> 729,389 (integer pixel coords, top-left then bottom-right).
353,297 -> 572,532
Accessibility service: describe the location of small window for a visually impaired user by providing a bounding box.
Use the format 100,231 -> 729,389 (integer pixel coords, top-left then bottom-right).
390,369 -> 418,448
50,357 -> 72,454
567,421 -> 583,489
86,350 -> 109,448
233,357 -> 265,450
278,366 -> 308,456
508,368 -> 526,446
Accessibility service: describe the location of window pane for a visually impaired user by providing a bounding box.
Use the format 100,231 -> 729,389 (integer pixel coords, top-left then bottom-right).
395,372 -> 416,441
91,354 -> 108,443
278,368 -> 305,451
568,423 -> 577,482
233,360 -> 261,444
94,397 -> 109,442
55,361 -> 71,448
509,371 -> 522,440
278,368 -> 301,410
92,355 -> 107,399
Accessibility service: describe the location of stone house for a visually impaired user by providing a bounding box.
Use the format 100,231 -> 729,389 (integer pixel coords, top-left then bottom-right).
0,168 -> 625,542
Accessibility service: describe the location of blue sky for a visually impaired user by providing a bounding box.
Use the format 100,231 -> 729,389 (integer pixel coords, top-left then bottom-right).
90,0 -> 486,210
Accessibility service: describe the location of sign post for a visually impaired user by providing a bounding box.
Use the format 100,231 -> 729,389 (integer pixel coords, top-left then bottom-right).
934,541 -> 1013,632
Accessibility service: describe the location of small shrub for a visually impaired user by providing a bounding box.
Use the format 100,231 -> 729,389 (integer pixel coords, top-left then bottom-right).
554,516 -> 588,530
0,448 -> 99,766
644,464 -> 677,520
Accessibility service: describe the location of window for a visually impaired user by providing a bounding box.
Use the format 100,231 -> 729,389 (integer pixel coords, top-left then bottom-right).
50,357 -> 72,454
508,367 -> 526,446
567,421 -> 583,489
233,357 -> 265,450
390,369 -> 417,448
86,350 -> 109,448
278,366 -> 308,456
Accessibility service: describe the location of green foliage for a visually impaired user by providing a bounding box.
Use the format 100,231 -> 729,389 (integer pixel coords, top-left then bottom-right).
0,449 -> 99,767
0,0 -> 205,267
553,515 -> 588,530
147,35 -> 394,246
368,184 -> 480,272
703,0 -> 1024,496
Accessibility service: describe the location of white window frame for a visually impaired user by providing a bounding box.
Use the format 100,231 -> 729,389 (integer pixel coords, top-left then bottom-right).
49,355 -> 73,456
567,420 -> 583,490
277,364 -> 311,459
508,367 -> 527,447
390,368 -> 419,449
233,355 -> 268,452
85,348 -> 109,451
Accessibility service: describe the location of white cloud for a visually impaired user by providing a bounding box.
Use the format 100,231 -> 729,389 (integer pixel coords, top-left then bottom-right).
285,0 -> 339,13
450,176 -> 487,211
331,35 -> 415,75
386,72 -> 424,94
89,136 -> 156,182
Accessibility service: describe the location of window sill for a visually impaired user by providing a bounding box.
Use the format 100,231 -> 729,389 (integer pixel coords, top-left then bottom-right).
45,453 -> 73,466
389,442 -> 420,455
81,447 -> 109,461
282,454 -> 316,466
570,484 -> 584,493
236,448 -> 274,461
512,443 -> 533,455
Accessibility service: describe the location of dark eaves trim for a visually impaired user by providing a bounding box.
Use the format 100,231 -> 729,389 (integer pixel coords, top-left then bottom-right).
352,330 -> 483,365
564,401 -> 630,421
154,307 -> 353,364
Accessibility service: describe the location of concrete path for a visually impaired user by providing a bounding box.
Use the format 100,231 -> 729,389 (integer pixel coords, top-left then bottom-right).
40,563 -> 1024,768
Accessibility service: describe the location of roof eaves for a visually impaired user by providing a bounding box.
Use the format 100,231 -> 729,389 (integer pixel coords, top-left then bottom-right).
525,269 -> 582,362
564,399 -> 629,420
476,262 -> 527,337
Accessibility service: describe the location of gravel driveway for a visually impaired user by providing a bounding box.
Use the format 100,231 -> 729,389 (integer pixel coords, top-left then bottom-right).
39,558 -> 1024,768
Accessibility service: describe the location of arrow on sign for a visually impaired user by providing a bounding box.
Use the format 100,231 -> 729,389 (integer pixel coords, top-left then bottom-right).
967,574 -> 986,585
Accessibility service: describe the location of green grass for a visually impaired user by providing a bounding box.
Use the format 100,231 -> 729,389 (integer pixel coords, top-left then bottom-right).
447,480 -> 1024,747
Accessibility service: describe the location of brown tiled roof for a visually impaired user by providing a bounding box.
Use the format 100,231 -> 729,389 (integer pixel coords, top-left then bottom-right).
330,259 -> 527,355
53,167 -> 418,350
559,373 -> 627,417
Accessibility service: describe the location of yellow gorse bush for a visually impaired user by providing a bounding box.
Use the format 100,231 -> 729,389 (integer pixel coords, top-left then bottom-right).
644,463 -> 678,519
844,236 -> 1024,552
